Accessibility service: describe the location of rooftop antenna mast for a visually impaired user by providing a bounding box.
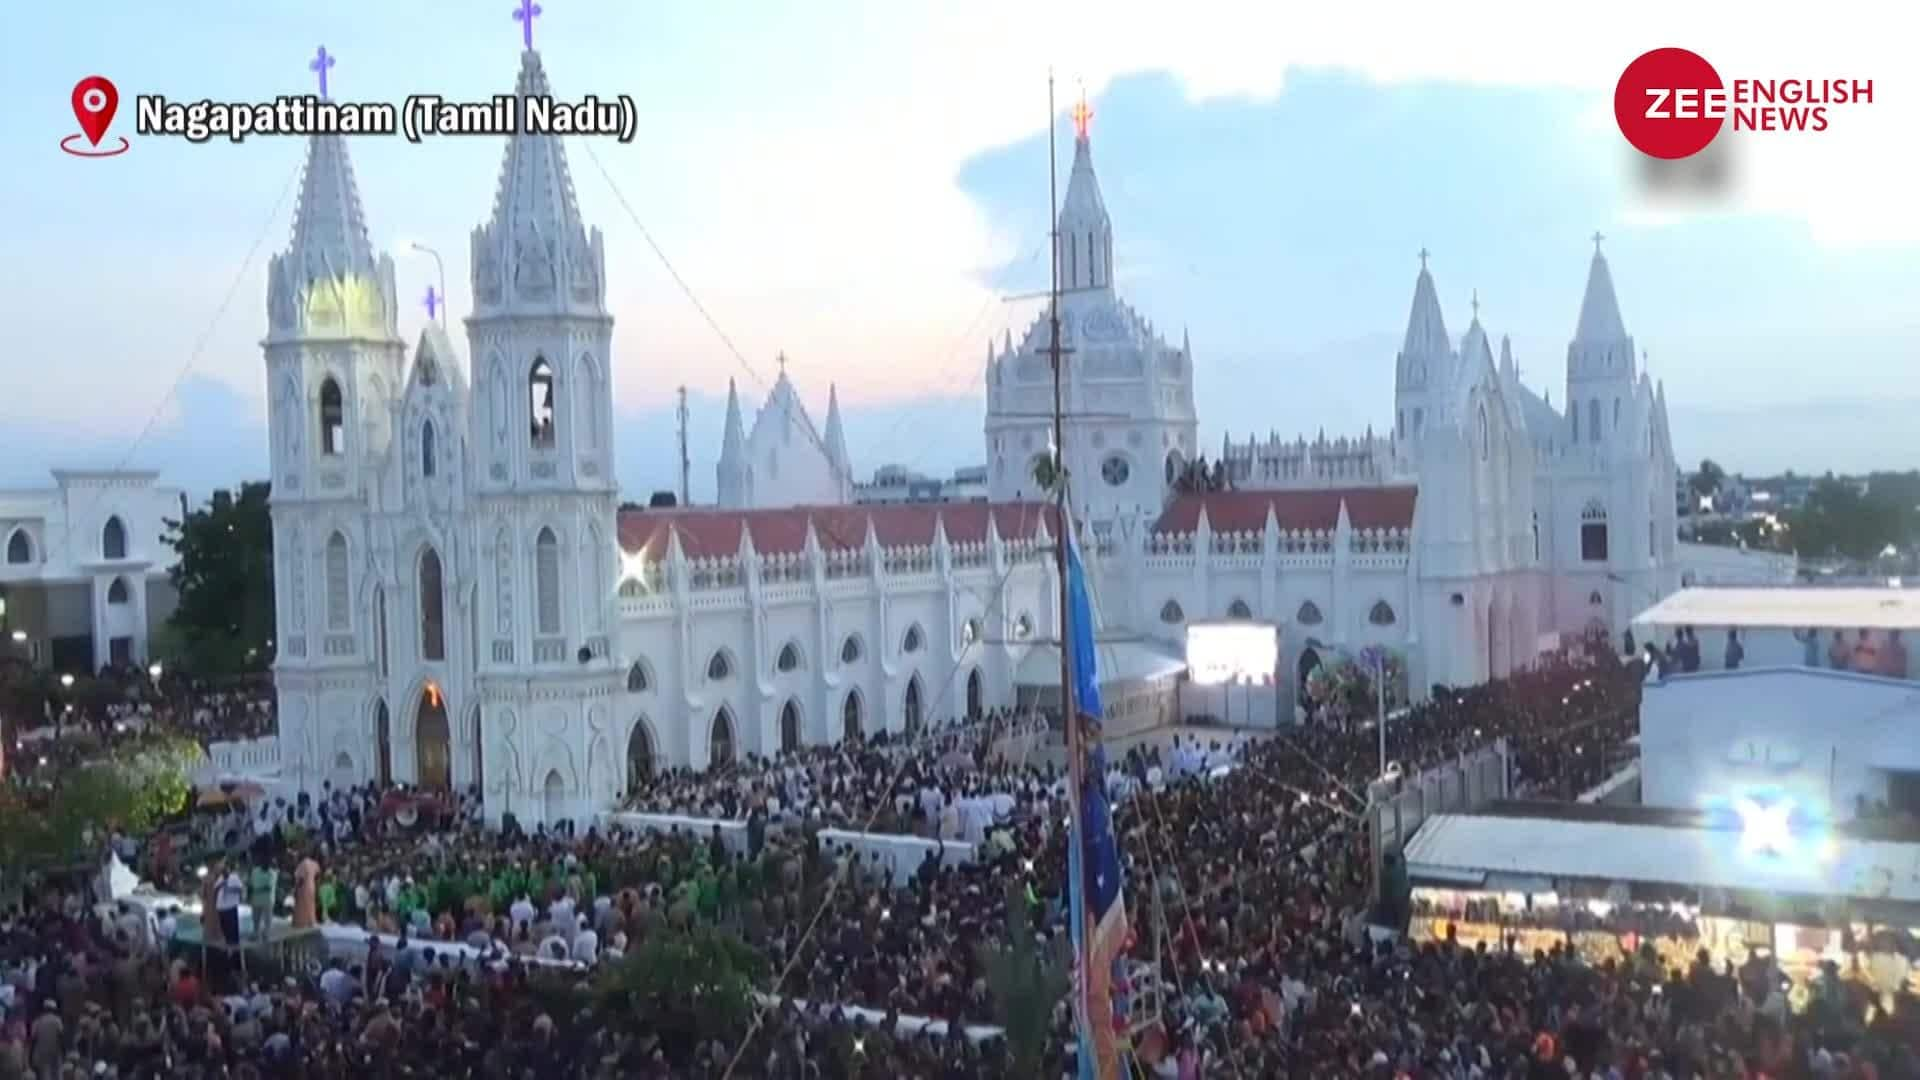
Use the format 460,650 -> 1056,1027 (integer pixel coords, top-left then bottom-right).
677,386 -> 691,506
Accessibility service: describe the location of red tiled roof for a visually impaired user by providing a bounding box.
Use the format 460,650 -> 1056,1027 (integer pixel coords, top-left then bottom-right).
617,501 -> 1057,560
1153,486 -> 1417,534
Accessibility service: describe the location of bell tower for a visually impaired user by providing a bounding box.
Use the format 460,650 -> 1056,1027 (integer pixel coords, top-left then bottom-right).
464,30 -> 623,827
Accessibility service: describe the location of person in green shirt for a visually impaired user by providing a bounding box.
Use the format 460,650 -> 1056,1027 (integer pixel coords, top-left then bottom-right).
249,863 -> 278,941
318,876 -> 340,923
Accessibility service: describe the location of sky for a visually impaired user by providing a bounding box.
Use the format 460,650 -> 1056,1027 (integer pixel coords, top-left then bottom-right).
3,1 -> 1916,502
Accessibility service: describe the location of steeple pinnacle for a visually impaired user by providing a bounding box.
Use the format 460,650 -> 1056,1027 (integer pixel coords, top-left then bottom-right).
1574,239 -> 1629,344
469,49 -> 605,318
824,383 -> 851,494
266,131 -> 398,340
1399,255 -> 1451,362
1055,96 -> 1113,293
716,378 -> 750,507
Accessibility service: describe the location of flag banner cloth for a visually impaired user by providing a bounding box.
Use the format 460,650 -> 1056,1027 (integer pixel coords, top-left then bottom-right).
1065,528 -> 1131,1080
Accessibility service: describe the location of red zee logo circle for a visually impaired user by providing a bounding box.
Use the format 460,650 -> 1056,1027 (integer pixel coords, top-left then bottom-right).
1614,47 -> 1724,159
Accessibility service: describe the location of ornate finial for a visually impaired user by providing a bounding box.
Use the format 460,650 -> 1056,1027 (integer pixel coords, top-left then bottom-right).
1071,90 -> 1093,141
1592,230 -> 1605,254
1418,247 -> 1429,270
777,351 -> 787,374
513,0 -> 542,50
1471,289 -> 1480,320
309,46 -> 335,100
423,286 -> 441,321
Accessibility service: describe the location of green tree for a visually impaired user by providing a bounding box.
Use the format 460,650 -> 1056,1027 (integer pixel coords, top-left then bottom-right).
1786,476 -> 1909,560
1690,458 -> 1726,502
0,735 -> 200,893
980,880 -> 1070,1077
165,482 -> 276,676
594,923 -> 765,1060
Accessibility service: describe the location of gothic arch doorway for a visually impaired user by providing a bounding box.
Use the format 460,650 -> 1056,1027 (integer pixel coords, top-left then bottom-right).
374,699 -> 392,787
966,668 -> 983,720
709,708 -> 736,768
842,689 -> 864,743
542,769 -> 565,825
415,683 -> 451,793
1297,645 -> 1323,704
626,718 -> 655,792
904,676 -> 924,736
780,700 -> 801,754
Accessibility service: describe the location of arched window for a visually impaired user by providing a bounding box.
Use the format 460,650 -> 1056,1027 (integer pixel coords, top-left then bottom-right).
626,662 -> 650,692
842,691 -> 863,742
1412,407 -> 1423,433
534,527 -> 561,635
904,677 -> 923,735
709,708 -> 735,767
1368,600 -> 1397,626
1227,598 -> 1252,619
780,701 -> 801,753
776,642 -> 802,673
1296,600 -> 1324,626
1571,404 -> 1580,443
419,547 -> 445,661
1531,511 -> 1541,562
325,531 -> 350,630
1587,399 -> 1601,444
421,420 -> 437,477
627,719 -> 654,785
1613,397 -> 1621,429
374,586 -> 388,679
902,625 -> 924,654
1478,403 -> 1490,460
101,516 -> 127,560
529,358 -> 556,447
961,618 -> 981,647
5,529 -> 31,564
1589,590 -> 1604,606
840,636 -> 862,665
1160,599 -> 1185,624
1164,450 -> 1185,487
1397,409 -> 1405,439
319,377 -> 345,455
1013,613 -> 1034,641
106,577 -> 130,605
707,651 -> 732,681
1580,500 -> 1609,562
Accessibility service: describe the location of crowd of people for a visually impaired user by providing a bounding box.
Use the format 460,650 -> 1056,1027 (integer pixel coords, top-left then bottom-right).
4,643 -> 1919,1076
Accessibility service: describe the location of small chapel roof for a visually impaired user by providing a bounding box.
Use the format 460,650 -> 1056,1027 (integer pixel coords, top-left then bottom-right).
1152,487 -> 1417,535
617,501 -> 1056,560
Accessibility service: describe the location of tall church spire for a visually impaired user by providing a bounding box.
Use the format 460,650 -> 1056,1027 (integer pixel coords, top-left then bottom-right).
1573,234 -> 1629,345
1056,93 -> 1113,294
1400,253 -> 1451,362
823,383 -> 851,496
716,378 -> 750,507
469,49 -> 606,319
267,133 -> 398,340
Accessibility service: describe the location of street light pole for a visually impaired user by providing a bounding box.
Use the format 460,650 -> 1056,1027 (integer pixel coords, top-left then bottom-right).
410,242 -> 448,326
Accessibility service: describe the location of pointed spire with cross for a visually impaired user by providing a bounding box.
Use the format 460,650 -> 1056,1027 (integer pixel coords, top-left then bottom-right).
1471,288 -> 1480,321
1071,87 -> 1093,141
423,286 -> 442,321
1592,230 -> 1605,254
1418,247 -> 1430,271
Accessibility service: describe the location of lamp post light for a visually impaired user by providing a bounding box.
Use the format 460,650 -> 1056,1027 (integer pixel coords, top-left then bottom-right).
408,241 -> 448,327
59,673 -> 74,690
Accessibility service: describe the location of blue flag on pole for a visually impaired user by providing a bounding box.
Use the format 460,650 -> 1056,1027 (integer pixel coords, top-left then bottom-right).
1065,527 -> 1129,1080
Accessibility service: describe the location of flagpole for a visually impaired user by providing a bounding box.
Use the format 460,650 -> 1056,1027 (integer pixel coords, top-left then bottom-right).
1046,70 -> 1095,1072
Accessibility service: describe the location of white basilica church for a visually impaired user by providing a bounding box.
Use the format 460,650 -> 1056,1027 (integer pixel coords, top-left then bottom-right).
262,46 -> 1679,825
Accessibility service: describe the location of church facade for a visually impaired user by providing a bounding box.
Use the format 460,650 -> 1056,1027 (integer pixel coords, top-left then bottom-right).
264,46 -> 1678,826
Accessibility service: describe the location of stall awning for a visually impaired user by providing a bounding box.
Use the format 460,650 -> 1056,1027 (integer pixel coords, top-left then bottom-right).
1014,640 -> 1187,688
1404,812 -> 1920,905
1633,587 -> 1920,631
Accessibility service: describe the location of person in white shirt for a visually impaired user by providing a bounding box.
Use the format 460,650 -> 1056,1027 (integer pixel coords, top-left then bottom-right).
571,916 -> 598,965
509,894 -> 537,931
216,867 -> 246,944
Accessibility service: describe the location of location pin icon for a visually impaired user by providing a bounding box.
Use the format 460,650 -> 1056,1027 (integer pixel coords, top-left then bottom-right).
71,76 -> 119,146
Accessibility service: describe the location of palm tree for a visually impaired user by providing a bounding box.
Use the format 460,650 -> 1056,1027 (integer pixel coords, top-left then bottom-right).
979,880 -> 1069,1075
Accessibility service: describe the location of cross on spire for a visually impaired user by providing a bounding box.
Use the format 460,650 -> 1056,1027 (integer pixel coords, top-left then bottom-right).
1418,247 -> 1429,270
1071,92 -> 1093,141
309,45 -> 335,100
1471,288 -> 1480,320
423,286 -> 442,321
513,0 -> 542,50
777,351 -> 788,374
1592,230 -> 1605,254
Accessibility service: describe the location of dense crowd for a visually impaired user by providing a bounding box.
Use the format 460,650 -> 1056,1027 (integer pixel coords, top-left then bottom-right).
5,644 -> 1919,1076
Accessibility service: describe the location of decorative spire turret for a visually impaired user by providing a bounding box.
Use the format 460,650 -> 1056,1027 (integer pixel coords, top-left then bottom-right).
824,383 -> 852,499
1056,92 -> 1113,294
716,379 -> 750,508
266,109 -> 398,340
1574,234 -> 1629,346
469,47 -> 606,318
